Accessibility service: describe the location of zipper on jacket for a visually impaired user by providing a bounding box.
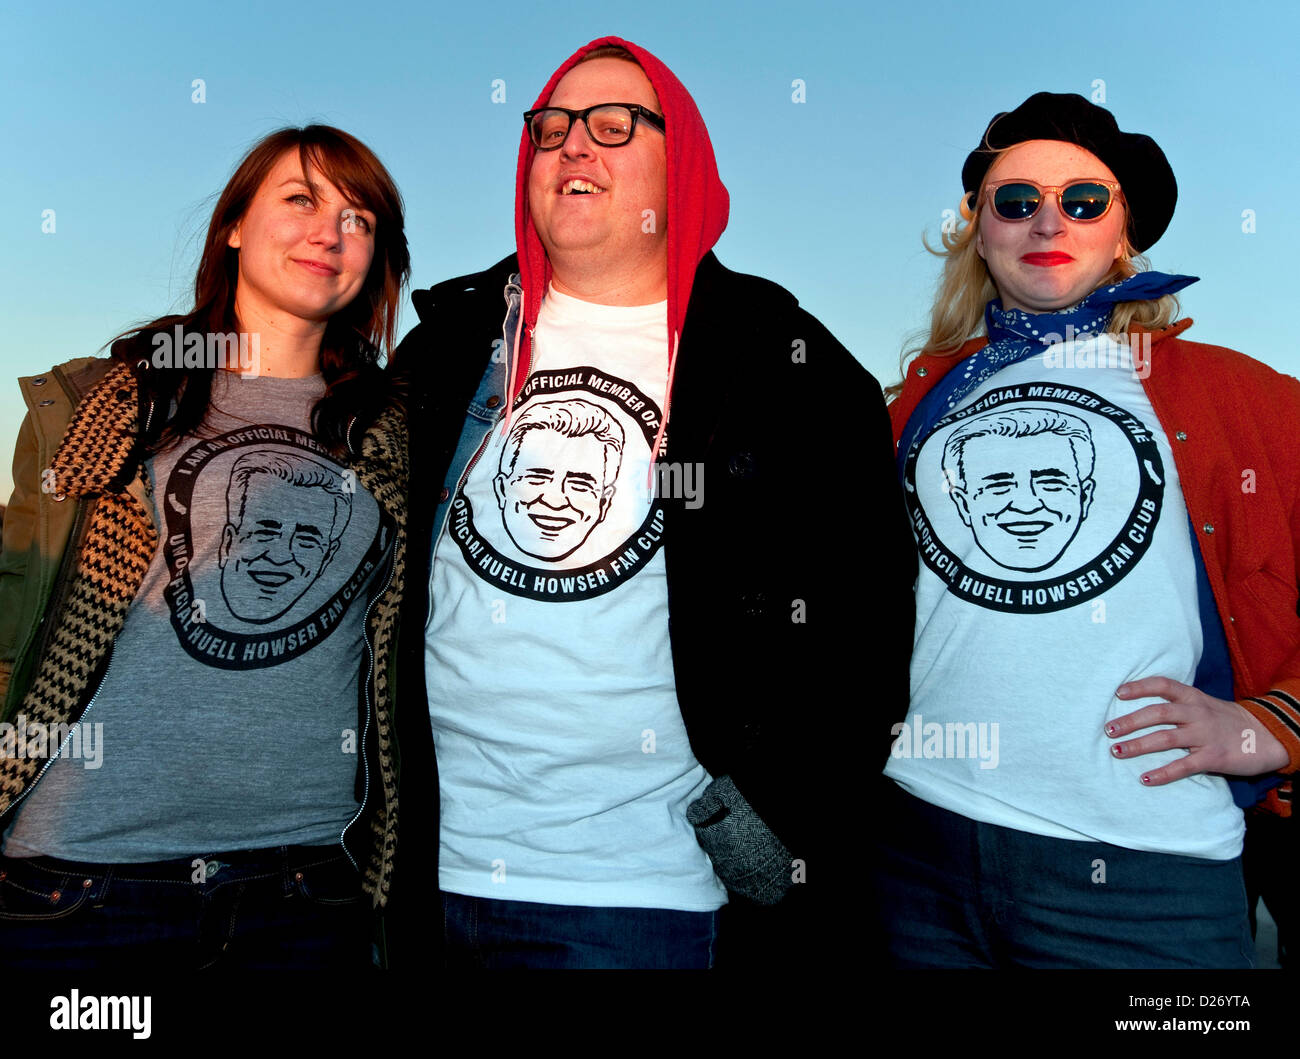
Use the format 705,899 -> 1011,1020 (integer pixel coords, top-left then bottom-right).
423,278 -> 523,628
424,418 -> 497,631
457,424 -> 496,500
339,545 -> 396,871
5,648 -> 114,818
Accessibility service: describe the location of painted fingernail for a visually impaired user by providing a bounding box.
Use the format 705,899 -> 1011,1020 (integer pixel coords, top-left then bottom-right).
1105,724 -> 1116,736
1140,775 -> 1151,784
1112,744 -> 1123,756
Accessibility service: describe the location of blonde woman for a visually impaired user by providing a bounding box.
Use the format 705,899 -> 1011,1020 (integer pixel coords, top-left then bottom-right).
878,92 -> 1299,968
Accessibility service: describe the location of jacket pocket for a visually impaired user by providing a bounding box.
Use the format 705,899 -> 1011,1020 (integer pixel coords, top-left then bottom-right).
1241,565 -> 1300,673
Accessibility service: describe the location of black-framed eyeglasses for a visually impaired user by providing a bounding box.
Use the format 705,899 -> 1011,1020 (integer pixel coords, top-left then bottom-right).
984,179 -> 1123,222
523,103 -> 666,151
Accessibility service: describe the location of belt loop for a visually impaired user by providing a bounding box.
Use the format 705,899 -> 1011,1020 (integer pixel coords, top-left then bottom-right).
96,866 -> 115,906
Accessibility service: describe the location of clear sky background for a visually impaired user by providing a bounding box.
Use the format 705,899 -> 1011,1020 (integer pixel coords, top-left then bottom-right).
2,0 -> 1296,502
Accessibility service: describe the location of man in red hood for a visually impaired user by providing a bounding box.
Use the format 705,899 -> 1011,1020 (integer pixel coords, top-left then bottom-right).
386,37 -> 915,970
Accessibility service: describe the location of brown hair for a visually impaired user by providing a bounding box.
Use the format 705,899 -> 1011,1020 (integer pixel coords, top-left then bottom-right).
111,125 -> 410,455
885,153 -> 1179,401
577,44 -> 640,65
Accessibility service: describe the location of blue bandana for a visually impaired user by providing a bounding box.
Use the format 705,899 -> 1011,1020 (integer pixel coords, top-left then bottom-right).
896,270 -> 1198,478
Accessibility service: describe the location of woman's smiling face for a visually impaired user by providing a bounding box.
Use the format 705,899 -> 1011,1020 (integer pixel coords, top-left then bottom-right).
227,148 -> 377,330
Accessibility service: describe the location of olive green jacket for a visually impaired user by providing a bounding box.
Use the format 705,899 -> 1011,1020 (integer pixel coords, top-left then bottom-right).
0,357 -> 408,908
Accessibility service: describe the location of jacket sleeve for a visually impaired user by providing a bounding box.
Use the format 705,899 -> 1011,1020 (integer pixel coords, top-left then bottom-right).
687,301 -> 915,967
0,412 -> 42,707
721,303 -> 917,887
1235,371 -> 1300,774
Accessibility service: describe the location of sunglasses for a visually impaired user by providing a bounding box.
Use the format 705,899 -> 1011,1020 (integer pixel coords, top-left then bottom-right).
983,179 -> 1123,222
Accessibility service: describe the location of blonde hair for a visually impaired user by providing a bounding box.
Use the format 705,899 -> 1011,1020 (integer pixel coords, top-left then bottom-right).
886,161 -> 1180,401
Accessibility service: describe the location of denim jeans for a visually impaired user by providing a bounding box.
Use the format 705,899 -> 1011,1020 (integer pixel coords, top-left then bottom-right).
0,845 -> 371,970
441,891 -> 719,969
875,782 -> 1256,969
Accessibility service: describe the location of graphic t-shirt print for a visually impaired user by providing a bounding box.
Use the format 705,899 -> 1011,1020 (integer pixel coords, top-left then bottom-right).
904,383 -> 1164,613
448,365 -> 665,602
162,424 -> 388,668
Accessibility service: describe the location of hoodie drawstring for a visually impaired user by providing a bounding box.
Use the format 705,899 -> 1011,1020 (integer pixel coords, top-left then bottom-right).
501,309 -> 526,440
647,330 -> 679,489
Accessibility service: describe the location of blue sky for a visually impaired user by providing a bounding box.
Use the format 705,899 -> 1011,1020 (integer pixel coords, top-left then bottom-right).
2,0 -> 1296,501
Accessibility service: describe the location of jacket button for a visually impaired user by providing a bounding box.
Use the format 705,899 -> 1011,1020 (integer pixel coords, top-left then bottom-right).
31,377 -> 46,386
1203,523 -> 1215,534
38,399 -> 54,407
439,486 -> 450,503
917,367 -> 929,377
729,451 -> 758,479
52,493 -> 66,502
1175,431 -> 1187,442
486,395 -> 501,409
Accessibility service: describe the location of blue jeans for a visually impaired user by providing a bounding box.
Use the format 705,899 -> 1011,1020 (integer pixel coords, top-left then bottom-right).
441,891 -> 719,969
0,845 -> 372,970
875,783 -> 1256,969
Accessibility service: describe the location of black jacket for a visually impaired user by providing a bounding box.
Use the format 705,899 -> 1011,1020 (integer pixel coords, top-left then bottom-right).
383,251 -> 915,967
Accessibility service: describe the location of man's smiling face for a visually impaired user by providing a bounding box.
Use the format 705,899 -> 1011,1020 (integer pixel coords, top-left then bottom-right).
948,432 -> 1095,572
218,474 -> 341,622
526,56 -> 668,286
494,428 -> 615,561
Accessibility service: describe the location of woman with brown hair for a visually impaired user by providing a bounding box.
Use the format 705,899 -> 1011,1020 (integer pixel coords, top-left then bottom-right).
0,125 -> 411,969
878,93 -> 1300,968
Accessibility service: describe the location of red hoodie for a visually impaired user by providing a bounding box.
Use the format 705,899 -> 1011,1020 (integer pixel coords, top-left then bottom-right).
509,36 -> 731,463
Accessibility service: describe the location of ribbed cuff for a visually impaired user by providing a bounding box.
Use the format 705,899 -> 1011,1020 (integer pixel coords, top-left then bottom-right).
1240,691 -> 1300,774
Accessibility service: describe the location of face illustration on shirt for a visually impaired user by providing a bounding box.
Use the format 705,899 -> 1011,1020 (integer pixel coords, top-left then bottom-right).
218,453 -> 352,623
944,411 -> 1096,572
493,401 -> 624,562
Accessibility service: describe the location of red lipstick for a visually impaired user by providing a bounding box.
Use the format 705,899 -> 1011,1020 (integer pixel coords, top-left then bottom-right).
1022,252 -> 1074,267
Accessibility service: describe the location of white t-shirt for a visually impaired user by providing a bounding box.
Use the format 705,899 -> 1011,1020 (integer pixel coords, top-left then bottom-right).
424,286 -> 727,911
885,334 -> 1245,860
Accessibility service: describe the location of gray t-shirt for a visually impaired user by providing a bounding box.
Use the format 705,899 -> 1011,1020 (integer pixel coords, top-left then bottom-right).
4,371 -> 392,860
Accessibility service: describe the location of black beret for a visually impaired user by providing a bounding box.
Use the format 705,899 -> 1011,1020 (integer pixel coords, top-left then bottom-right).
961,92 -> 1177,252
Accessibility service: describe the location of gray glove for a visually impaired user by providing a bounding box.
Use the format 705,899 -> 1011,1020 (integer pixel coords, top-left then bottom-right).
687,774 -> 794,906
